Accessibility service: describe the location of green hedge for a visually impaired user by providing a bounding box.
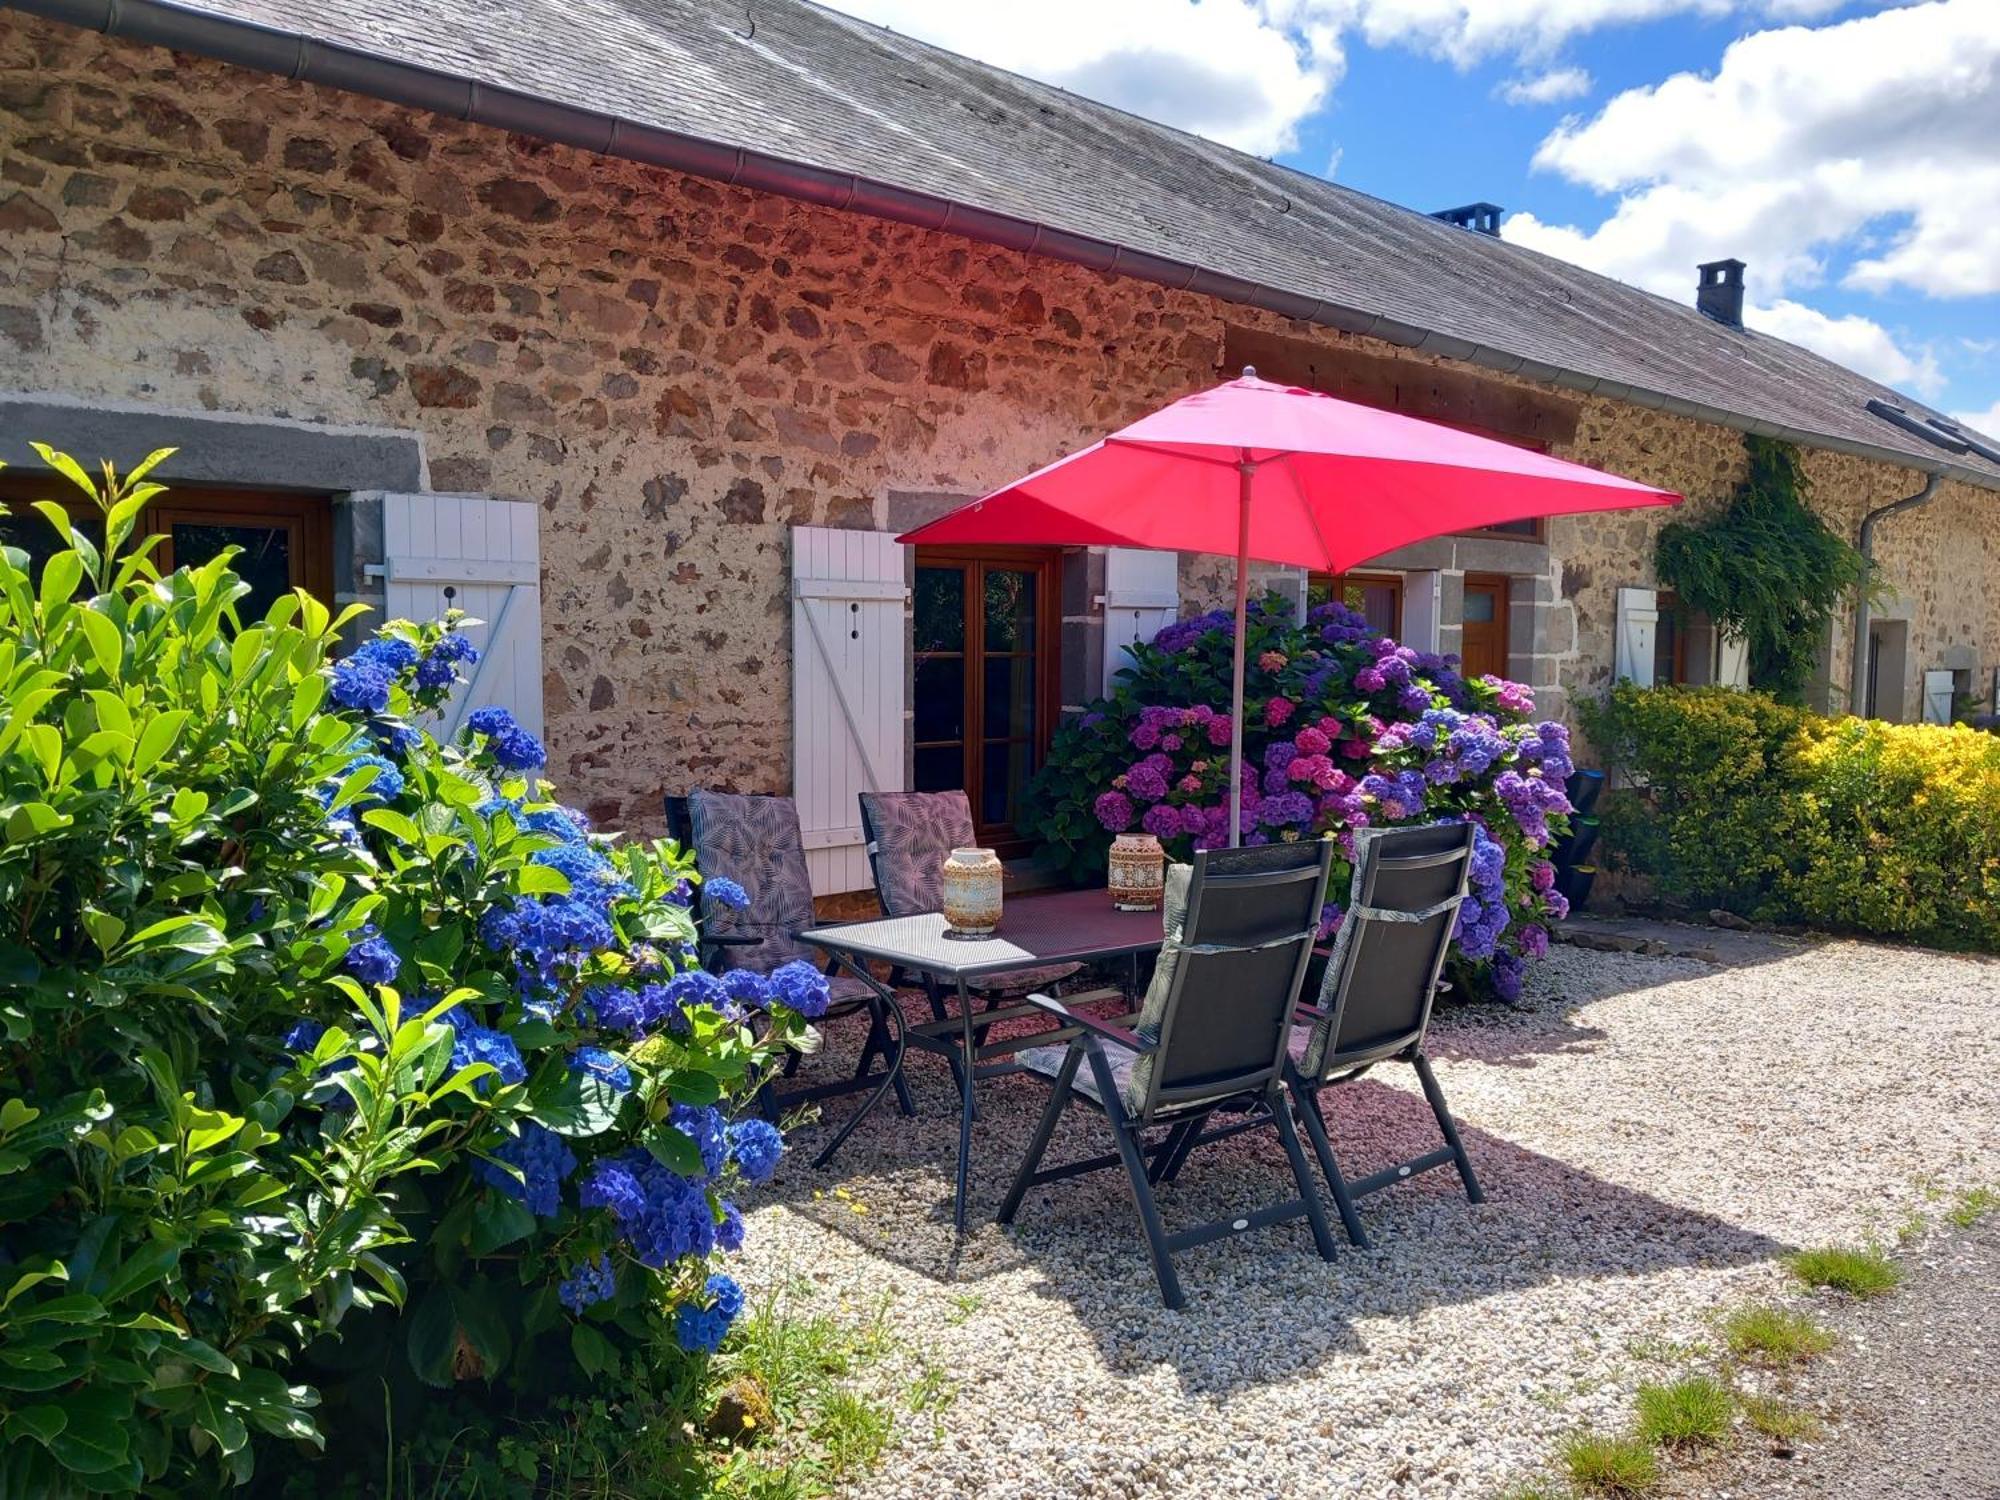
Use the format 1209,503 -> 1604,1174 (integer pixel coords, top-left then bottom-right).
1580,685 -> 2000,949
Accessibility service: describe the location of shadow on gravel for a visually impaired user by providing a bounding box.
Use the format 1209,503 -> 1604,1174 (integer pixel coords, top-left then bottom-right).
763,1008 -> 1791,1395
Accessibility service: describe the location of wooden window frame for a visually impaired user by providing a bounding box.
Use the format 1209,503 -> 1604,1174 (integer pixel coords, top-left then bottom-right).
1307,570 -> 1404,635
0,476 -> 333,603
1654,588 -> 1691,687
912,545 -> 1063,855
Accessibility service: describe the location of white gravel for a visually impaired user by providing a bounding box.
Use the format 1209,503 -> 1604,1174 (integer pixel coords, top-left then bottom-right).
737,927 -> 2000,1499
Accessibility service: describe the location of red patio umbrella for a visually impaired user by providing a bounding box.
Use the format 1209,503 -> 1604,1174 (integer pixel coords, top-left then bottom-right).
900,371 -> 1680,845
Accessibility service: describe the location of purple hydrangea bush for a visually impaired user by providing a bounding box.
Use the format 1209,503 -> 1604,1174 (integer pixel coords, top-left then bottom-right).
1025,594 -> 1572,999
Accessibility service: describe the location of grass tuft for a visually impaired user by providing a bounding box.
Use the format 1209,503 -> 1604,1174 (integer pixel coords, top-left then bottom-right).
1496,1485 -> 1575,1500
1634,1375 -> 1733,1449
810,1388 -> 892,1479
1786,1244 -> 1902,1298
1950,1187 -> 1998,1229
1741,1394 -> 1823,1446
1559,1432 -> 1660,1496
1720,1303 -> 1836,1365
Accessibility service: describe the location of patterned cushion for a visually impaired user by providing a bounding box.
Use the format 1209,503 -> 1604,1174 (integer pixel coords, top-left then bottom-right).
859,790 -> 976,918
1018,1041 -> 1138,1110
1116,861 -> 1193,1114
970,961 -> 1085,995
687,791 -> 817,972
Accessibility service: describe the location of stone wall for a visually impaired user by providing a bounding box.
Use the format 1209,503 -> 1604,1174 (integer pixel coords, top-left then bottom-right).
2,13 -> 1995,835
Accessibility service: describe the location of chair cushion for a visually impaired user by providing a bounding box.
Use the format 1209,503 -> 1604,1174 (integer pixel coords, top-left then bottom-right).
1018,1041 -> 1138,1111
1117,861 -> 1192,1113
688,791 -> 818,972
826,972 -> 880,1010
970,962 -> 1085,995
860,790 -> 976,917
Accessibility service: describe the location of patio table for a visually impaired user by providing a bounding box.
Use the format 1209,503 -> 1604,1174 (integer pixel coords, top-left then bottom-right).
800,889 -> 1165,1229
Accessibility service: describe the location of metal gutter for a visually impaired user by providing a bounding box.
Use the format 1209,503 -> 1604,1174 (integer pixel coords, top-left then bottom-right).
14,0 -> 2000,495
1849,471 -> 1944,716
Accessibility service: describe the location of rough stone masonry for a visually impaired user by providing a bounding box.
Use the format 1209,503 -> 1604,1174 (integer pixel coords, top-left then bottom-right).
1,13 -> 1994,833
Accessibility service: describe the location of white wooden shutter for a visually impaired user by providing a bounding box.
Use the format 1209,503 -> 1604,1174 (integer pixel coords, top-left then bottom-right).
1614,587 -> 1659,687
1716,630 -> 1751,690
1922,669 -> 1954,725
792,527 -> 907,896
382,494 -> 543,739
1101,547 -> 1179,693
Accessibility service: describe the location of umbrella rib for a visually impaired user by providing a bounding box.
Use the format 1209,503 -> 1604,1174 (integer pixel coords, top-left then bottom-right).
1102,437 -> 1246,471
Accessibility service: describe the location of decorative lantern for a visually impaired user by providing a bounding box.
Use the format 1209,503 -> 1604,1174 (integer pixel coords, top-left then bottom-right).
1108,832 -> 1166,912
940,846 -> 1004,938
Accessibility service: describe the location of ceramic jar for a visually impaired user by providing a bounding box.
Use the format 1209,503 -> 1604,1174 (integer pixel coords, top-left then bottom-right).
1108,832 -> 1166,912
940,846 -> 1003,938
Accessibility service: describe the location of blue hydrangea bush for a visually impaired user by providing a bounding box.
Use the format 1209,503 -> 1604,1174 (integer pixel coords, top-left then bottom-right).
1024,594 -> 1573,999
0,451 -> 816,1496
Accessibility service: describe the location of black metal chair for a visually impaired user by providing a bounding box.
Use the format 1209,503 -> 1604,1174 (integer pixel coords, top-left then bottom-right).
998,842 -> 1340,1309
1285,821 -> 1482,1248
666,791 -> 913,1119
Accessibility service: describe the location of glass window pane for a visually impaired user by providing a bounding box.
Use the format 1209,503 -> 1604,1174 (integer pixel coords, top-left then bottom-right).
1480,518 -> 1539,538
982,655 -> 1036,741
0,509 -> 106,587
982,568 -> 1037,651
915,567 -> 965,653
914,657 -> 965,743
1654,613 -> 1679,685
1358,583 -> 1399,636
981,741 -> 1035,826
172,522 -> 294,622
1462,588 -> 1496,624
915,745 -> 962,793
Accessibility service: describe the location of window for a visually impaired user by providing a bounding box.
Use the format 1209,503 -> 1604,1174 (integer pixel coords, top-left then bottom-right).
913,547 -> 1061,853
0,475 -> 332,619
1307,571 -> 1402,636
1654,589 -> 1692,686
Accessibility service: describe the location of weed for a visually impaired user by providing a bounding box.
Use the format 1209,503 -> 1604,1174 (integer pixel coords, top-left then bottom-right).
1623,1335 -> 1709,1366
1495,1484 -> 1574,1500
811,1389 -> 892,1479
1786,1245 -> 1902,1298
1720,1304 -> 1836,1365
1950,1187 -> 1998,1229
1741,1394 -> 1823,1446
945,1291 -> 983,1325
1559,1432 -> 1659,1496
1634,1376 -> 1733,1449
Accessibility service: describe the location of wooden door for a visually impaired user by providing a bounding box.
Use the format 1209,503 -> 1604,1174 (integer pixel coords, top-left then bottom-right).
1460,573 -> 1510,680
1309,571 -> 1403,636
913,547 -> 1061,853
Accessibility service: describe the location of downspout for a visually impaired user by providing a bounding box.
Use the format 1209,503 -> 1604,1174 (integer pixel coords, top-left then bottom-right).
1848,472 -> 1942,716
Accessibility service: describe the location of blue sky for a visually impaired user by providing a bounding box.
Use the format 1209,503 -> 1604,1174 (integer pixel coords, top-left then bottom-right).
823,0 -> 2000,436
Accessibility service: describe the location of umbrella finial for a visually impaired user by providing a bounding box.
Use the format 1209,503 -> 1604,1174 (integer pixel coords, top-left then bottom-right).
1241,364 -> 1257,380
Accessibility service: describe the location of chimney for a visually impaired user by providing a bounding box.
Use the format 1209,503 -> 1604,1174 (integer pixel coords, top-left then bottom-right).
1697,259 -> 1745,327
1431,202 -> 1503,236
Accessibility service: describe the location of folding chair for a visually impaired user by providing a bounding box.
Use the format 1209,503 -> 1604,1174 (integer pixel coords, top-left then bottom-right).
1286,822 -> 1483,1248
999,842 -> 1340,1309
667,791 -> 912,1118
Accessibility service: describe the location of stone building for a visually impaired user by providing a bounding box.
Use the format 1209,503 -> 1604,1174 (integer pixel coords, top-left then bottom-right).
4,0 -> 1998,895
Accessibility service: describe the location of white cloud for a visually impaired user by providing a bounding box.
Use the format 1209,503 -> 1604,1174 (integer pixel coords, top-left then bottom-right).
1516,1 -> 2000,301
1498,66 -> 1593,104
1952,398 -> 2000,441
820,1 -> 1341,155
820,1 -> 1845,154
1325,144 -> 1345,178
1748,299 -> 1944,395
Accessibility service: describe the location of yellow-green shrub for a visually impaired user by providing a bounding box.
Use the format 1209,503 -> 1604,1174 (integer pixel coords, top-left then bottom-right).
1579,685 -> 1808,914
1582,685 -> 2000,950
1778,718 -> 2000,947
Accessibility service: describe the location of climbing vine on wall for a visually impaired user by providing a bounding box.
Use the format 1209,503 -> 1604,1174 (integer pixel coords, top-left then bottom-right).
1654,435 -> 1867,704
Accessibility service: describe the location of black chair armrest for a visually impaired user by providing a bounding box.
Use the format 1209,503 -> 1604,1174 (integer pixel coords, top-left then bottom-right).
1023,993 -> 1154,1054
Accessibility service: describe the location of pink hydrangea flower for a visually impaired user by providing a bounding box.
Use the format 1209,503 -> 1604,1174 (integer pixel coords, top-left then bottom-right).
1257,650 -> 1288,672
1178,774 -> 1203,794
1264,697 -> 1295,727
1293,725 -> 1331,755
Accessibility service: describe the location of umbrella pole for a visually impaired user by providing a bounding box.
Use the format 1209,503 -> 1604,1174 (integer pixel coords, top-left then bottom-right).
1228,459 -> 1252,849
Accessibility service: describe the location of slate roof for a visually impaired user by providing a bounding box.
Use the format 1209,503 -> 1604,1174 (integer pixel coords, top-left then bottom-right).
31,0 -> 2000,488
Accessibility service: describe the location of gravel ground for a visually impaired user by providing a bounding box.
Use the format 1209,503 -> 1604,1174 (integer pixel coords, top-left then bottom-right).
738,926 -> 2000,1499
1660,1212 -> 2000,1500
